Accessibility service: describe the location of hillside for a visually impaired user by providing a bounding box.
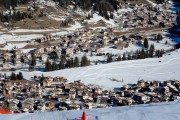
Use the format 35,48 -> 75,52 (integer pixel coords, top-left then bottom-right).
14,48 -> 180,90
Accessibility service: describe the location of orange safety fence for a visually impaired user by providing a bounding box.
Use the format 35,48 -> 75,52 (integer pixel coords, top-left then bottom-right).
0,108 -> 13,114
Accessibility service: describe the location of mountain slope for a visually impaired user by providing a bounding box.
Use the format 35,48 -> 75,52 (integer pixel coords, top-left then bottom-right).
1,101 -> 180,120
16,48 -> 180,90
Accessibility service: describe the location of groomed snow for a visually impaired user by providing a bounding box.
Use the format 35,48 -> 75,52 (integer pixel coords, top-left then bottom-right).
9,29 -> 59,33
146,0 -> 157,6
1,101 -> 180,120
100,45 -> 142,55
86,13 -> 116,27
48,15 -> 66,21
51,31 -> 69,36
0,34 -> 44,44
1,43 -> 27,50
13,48 -> 180,90
65,22 -> 82,31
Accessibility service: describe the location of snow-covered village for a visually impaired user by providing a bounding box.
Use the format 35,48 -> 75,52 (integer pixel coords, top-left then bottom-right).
0,0 -> 180,120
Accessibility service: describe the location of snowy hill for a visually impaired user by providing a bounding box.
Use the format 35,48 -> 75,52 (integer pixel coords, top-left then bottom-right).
1,101 -> 180,120
16,48 -> 180,90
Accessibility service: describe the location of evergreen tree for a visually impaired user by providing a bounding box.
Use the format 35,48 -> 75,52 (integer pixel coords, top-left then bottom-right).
40,74 -> 45,86
122,53 -> 126,60
17,101 -> 22,109
90,51 -> 93,56
52,61 -> 57,71
17,72 -> 23,80
132,52 -> 137,60
59,55 -> 66,69
81,55 -> 90,67
145,50 -> 149,58
59,60 -> 65,70
52,0 -> 119,20
156,33 -> 163,42
20,56 -> 25,64
156,50 -> 160,57
65,59 -> 71,68
28,65 -> 35,71
110,12 -> 114,19
140,49 -> 145,59
155,49 -> 163,58
31,53 -> 36,66
165,40 -> 168,45
12,57 -> 16,65
144,38 -> 149,49
127,53 -> 132,60
160,49 -> 163,57
70,58 -> 74,68
159,22 -> 165,28
50,51 -> 58,60
117,56 -> 122,61
149,44 -> 155,57
3,59 -> 6,63
74,57 -> 79,67
107,54 -> 113,63
45,58 -> 51,72
39,56 -> 42,62
10,72 -> 17,80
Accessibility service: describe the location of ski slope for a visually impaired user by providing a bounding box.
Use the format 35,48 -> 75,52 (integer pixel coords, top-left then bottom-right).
1,101 -> 180,120
16,48 -> 180,90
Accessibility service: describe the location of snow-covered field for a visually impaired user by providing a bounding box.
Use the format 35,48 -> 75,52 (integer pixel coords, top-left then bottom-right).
65,21 -> 83,31
0,34 -> 44,44
100,34 -> 175,55
1,101 -> 180,120
146,0 -> 157,6
11,48 -> 180,90
9,29 -> 59,33
1,43 -> 27,50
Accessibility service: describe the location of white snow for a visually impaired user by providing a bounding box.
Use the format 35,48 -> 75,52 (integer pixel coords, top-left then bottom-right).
0,34 -> 44,44
12,48 -> 180,90
86,13 -> 116,27
51,31 -> 69,36
65,22 -> 82,31
100,45 -> 142,55
86,8 -> 132,28
116,8 -> 133,13
22,48 -> 35,53
1,101 -> 180,120
48,15 -> 66,21
9,29 -> 59,33
1,43 -> 27,50
146,0 -> 157,6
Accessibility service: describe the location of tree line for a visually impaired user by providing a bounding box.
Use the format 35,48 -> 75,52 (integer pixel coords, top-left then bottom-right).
0,0 -> 31,9
106,45 -> 165,63
45,55 -> 90,72
53,0 -> 119,20
0,11 -> 32,23
10,72 -> 23,80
